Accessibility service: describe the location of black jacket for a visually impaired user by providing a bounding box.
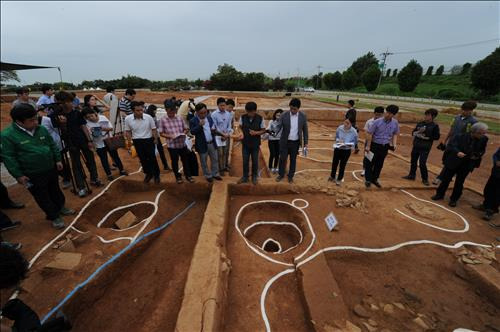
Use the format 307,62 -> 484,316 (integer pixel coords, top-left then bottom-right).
412,121 -> 440,150
444,133 -> 488,171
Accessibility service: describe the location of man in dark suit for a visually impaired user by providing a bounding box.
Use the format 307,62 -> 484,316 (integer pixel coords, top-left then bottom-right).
432,122 -> 488,207
270,98 -> 308,183
189,103 -> 222,183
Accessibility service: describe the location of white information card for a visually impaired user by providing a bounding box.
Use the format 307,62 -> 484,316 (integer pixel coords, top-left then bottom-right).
324,212 -> 338,231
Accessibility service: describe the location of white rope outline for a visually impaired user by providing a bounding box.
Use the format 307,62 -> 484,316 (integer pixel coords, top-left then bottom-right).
261,238 -> 282,254
234,200 -> 316,267
291,198 -> 309,209
243,221 -> 303,254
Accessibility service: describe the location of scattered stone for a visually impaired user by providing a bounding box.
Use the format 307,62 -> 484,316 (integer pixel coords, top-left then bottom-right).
45,252 -> 81,270
383,304 -> 394,314
461,257 -> 477,265
368,319 -> 378,327
115,211 -> 138,229
370,304 -> 379,311
59,239 -> 76,253
354,304 -> 371,318
403,290 -> 421,303
362,322 -> 377,332
390,188 -> 398,193
362,297 -> 376,306
94,250 -> 103,256
393,302 -> 405,310
413,317 -> 430,330
456,248 -> 469,256
380,329 -> 392,332
347,190 -> 358,197
405,202 -> 439,221
345,321 -> 362,332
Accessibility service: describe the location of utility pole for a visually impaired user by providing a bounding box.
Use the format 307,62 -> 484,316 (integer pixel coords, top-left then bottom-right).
377,48 -> 393,89
296,67 -> 300,91
316,65 -> 322,89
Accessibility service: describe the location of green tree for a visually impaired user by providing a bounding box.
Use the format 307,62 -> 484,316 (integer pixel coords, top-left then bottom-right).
471,47 -> 500,96
461,62 -> 472,75
397,59 -> 423,92
349,52 -> 379,79
341,68 -> 358,90
0,70 -> 20,84
210,63 -> 245,90
362,64 -> 381,92
435,65 -> 445,76
385,68 -> 391,77
392,69 -> 398,77
323,71 -> 342,90
425,66 -> 434,76
311,73 -> 323,89
241,72 -> 268,91
271,77 -> 285,91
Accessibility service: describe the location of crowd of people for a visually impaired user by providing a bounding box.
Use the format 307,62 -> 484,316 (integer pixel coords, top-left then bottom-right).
0,88 -> 498,233
0,87 -> 498,331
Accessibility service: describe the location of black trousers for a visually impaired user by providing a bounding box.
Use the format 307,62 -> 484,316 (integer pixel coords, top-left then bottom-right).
483,169 -> 500,213
435,163 -> 471,202
27,169 -> 65,221
409,146 -> 431,180
156,137 -> 170,169
96,146 -> 124,175
59,151 -> 71,182
133,138 -> 160,177
187,151 -> 199,176
69,144 -> 98,189
168,147 -> 191,179
243,144 -> 260,179
268,140 -> 280,169
331,148 -> 351,180
279,140 -> 300,179
0,181 -> 14,208
365,142 -> 389,183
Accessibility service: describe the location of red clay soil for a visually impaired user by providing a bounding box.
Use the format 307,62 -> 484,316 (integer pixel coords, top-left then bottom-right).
226,190 -> 499,332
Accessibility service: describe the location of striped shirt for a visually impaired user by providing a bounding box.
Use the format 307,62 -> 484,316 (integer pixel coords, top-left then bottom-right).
118,96 -> 132,116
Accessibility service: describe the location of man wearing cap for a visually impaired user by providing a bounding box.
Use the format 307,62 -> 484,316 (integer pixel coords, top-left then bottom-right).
364,104 -> 400,188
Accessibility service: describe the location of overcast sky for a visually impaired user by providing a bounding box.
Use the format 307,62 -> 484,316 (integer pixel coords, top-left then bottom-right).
1,1 -> 499,84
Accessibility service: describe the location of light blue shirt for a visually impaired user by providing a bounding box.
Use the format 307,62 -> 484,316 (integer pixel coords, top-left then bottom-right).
202,117 -> 214,142
211,109 -> 233,135
36,95 -> 54,108
335,125 -> 358,149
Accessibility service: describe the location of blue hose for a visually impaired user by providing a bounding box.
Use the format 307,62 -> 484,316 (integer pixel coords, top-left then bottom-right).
41,201 -> 196,323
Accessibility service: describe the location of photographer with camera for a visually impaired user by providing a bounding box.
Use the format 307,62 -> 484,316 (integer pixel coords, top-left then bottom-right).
49,91 -> 102,198
35,85 -> 55,112
1,104 -> 74,229
432,122 -> 488,207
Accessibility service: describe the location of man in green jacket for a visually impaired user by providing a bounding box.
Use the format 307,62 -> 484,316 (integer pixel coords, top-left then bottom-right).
1,104 -> 75,229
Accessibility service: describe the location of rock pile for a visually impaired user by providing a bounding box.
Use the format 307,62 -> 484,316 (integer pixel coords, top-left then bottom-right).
455,246 -> 497,265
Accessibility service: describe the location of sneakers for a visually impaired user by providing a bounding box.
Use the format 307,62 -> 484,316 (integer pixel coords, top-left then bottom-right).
78,188 -> 88,198
276,176 -> 284,182
186,177 -> 195,183
237,177 -> 249,184
206,177 -> 214,183
372,181 -> 382,188
360,170 -> 365,177
422,179 -> 430,186
483,210 -> 494,221
144,174 -> 153,183
448,200 -> 457,207
62,180 -> 72,189
154,176 -> 160,184
176,177 -> 184,184
59,207 -> 76,216
252,177 -> 258,185
52,217 -> 65,229
432,178 -> 441,185
119,170 -> 129,176
1,241 -> 22,250
288,177 -> 294,184
402,175 -> 415,180
365,181 -> 371,188
431,194 -> 443,201
327,176 -> 334,182
335,179 -> 341,186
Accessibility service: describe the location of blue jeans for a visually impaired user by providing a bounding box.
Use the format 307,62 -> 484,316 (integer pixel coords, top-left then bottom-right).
199,143 -> 219,178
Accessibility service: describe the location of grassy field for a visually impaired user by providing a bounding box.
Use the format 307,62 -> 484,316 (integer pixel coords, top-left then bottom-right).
347,74 -> 500,104
314,96 -> 500,134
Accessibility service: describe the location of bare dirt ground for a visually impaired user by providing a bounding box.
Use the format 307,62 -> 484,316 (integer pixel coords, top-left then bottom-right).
1,91 -> 499,331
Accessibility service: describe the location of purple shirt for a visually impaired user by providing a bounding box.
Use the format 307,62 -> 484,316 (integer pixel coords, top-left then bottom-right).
368,117 -> 400,145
